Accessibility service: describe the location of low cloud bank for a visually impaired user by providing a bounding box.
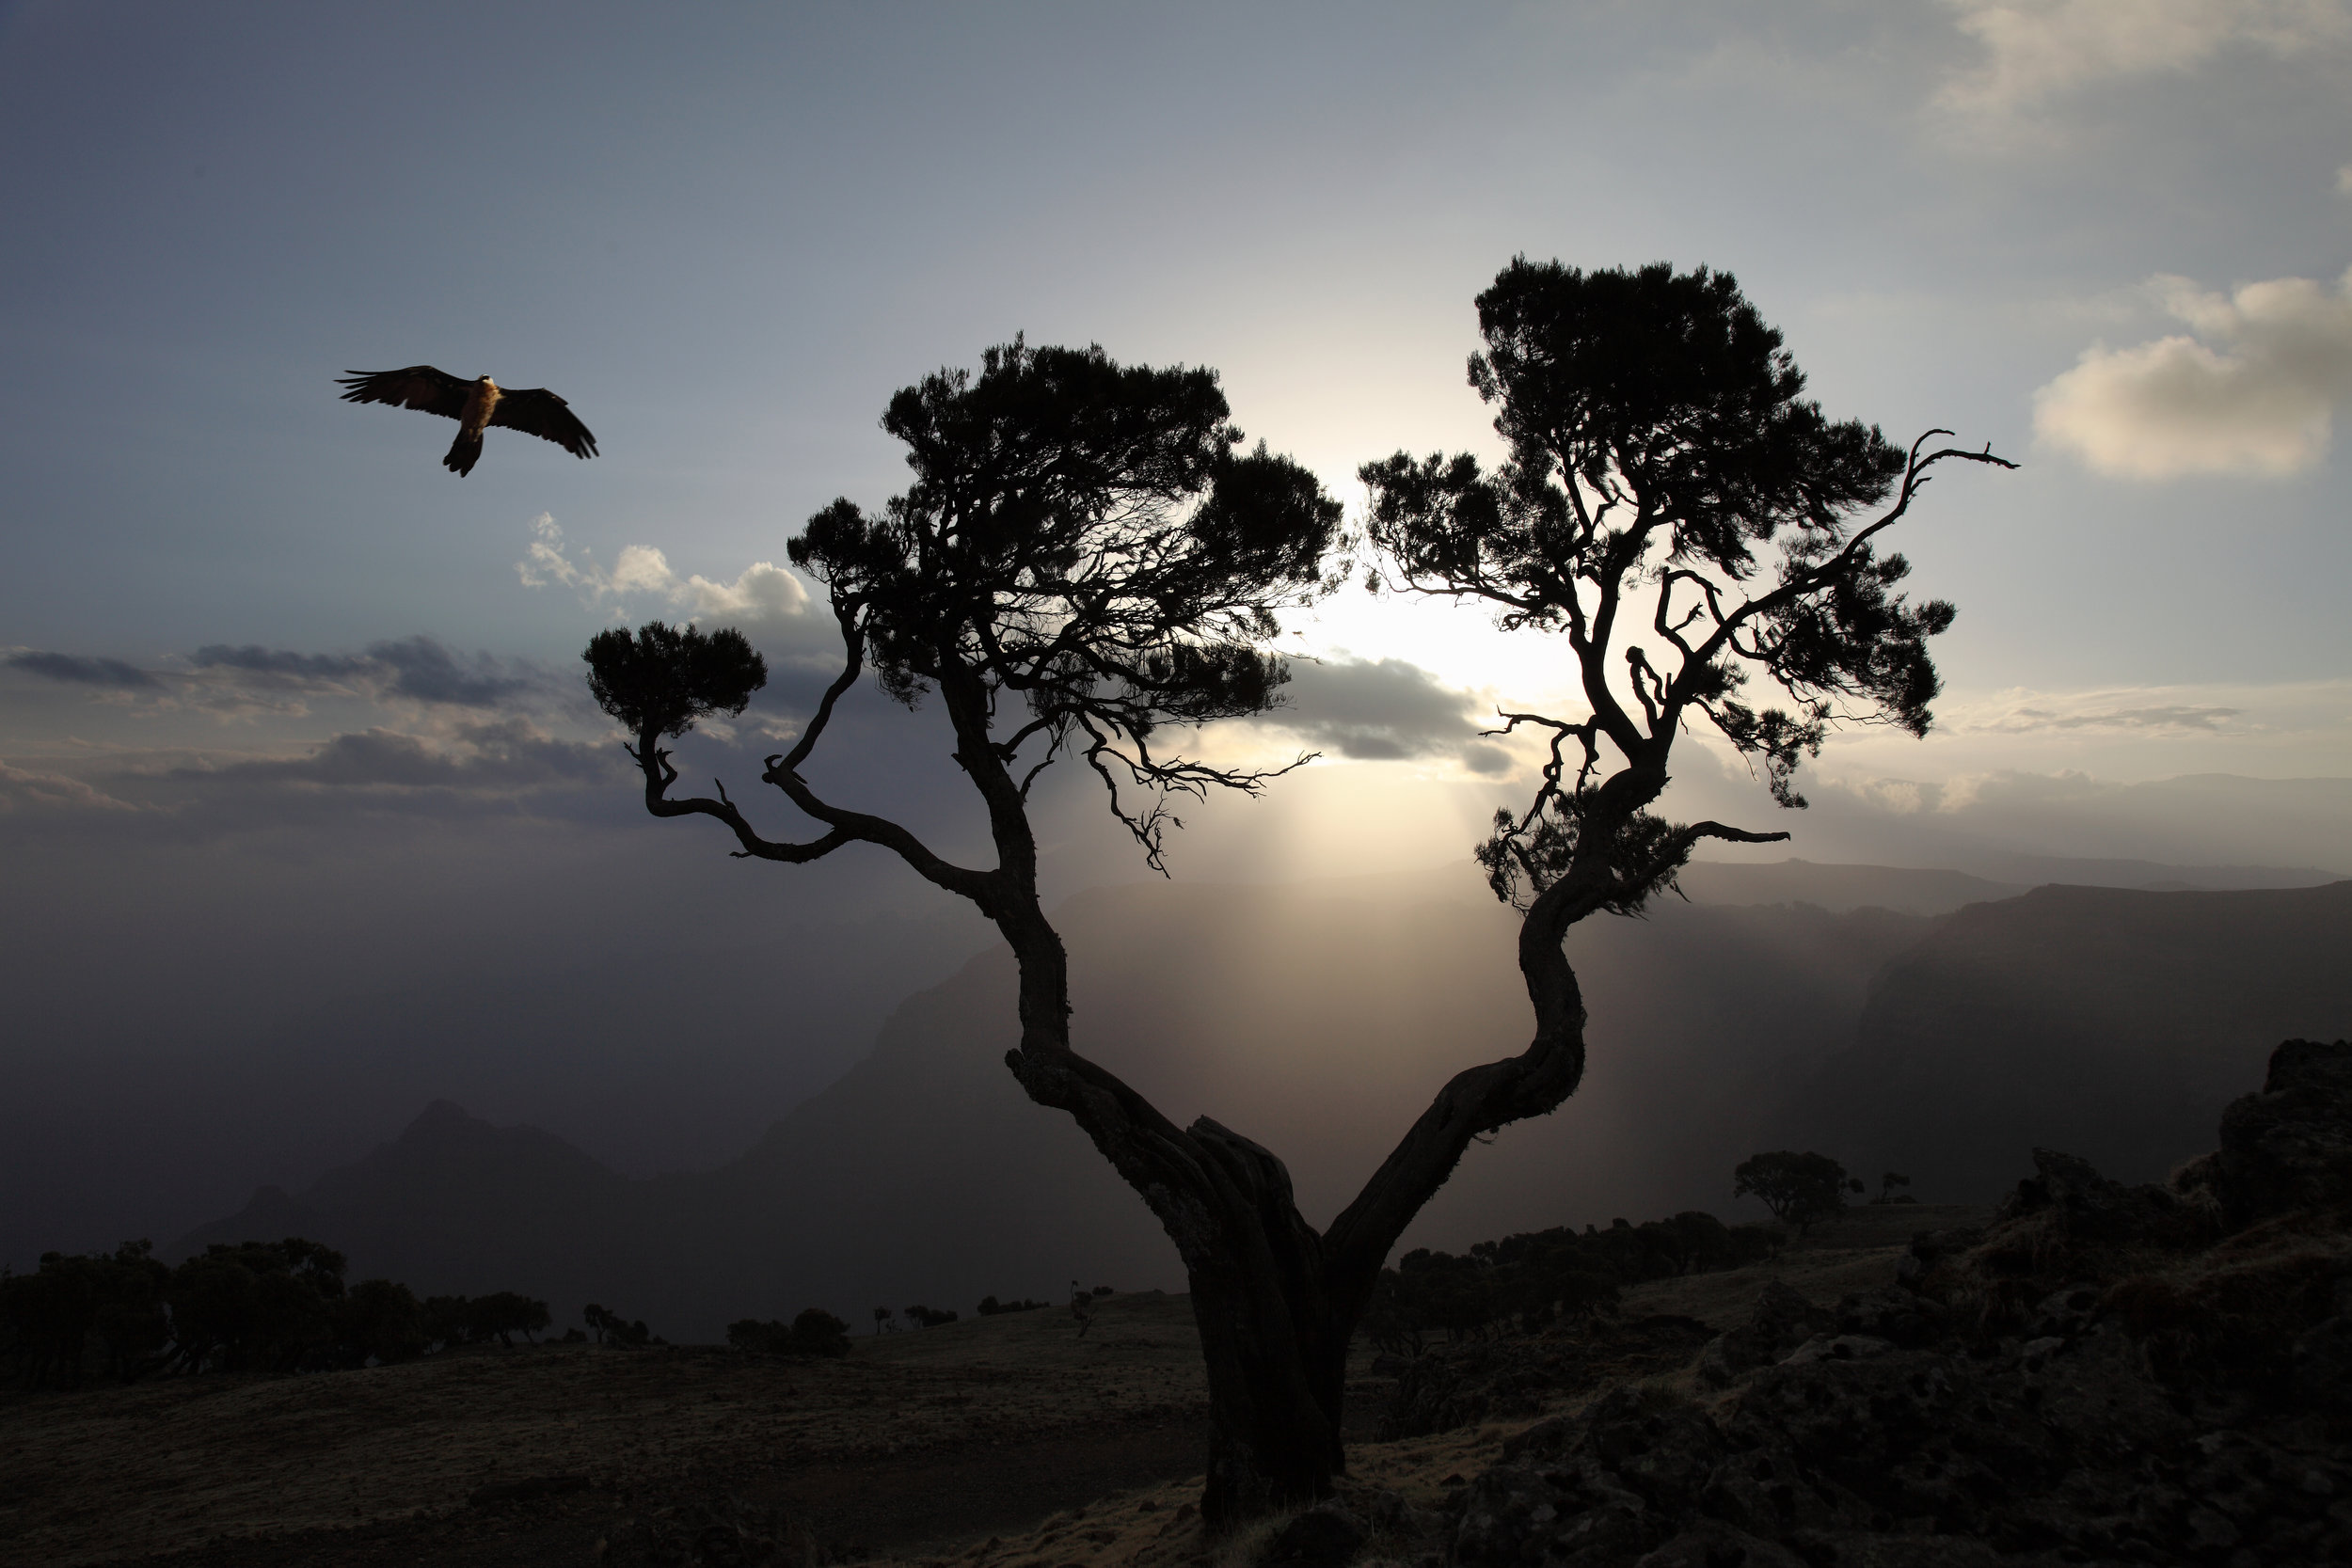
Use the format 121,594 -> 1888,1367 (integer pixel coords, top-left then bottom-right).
6,635 -> 560,720
1259,656 -> 1512,775
2034,270 -> 2352,478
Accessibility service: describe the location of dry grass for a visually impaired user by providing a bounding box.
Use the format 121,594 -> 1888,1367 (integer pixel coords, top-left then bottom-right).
0,1239 -> 1952,1568
1618,1204 -> 1988,1329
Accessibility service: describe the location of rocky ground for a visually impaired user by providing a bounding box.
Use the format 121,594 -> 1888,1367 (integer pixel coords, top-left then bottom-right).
0,1218 -> 1955,1568
7,1039 -> 2344,1568
1434,1038 -> 2352,1568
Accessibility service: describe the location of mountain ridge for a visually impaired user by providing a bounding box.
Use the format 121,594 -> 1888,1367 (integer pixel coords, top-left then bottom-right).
172,866 -> 2352,1341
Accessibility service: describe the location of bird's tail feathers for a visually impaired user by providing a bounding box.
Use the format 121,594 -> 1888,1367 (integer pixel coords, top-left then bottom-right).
444,431 -> 484,478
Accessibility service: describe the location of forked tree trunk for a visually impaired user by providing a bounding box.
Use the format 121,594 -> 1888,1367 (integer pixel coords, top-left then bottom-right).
1180,1124 -> 1350,1525
999,871 -> 1606,1533
974,705 -> 1665,1534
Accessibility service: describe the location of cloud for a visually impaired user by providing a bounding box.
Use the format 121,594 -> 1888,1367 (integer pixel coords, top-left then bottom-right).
1263,657 -> 1510,773
0,760 -> 140,814
1939,0 -> 2350,116
6,651 -> 160,689
187,637 -> 548,709
186,645 -> 373,685
2032,269 -> 2352,477
182,718 -> 619,793
1975,700 -> 2246,733
360,637 -> 540,707
518,515 -> 811,630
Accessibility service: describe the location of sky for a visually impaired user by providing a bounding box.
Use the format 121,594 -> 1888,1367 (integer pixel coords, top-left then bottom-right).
4,0 -> 2350,1256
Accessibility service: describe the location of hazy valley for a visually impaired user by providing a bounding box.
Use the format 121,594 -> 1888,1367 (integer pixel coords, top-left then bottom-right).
164,860 -> 2352,1344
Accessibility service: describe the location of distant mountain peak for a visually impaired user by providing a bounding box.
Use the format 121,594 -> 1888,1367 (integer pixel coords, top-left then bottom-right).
399,1099 -> 492,1144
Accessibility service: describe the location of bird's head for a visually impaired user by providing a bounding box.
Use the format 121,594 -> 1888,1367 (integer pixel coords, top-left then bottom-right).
478,375 -> 499,389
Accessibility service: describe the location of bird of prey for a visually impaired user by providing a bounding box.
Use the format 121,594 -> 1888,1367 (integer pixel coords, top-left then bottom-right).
336,366 -> 597,477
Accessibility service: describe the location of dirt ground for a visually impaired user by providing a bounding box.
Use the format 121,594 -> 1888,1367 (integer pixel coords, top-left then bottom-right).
2,1211 -> 1983,1568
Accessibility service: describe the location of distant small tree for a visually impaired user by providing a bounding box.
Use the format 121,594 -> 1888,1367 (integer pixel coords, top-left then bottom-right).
1734,1151 -> 1854,1235
468,1291 -> 550,1347
583,1303 -> 652,1348
790,1307 -> 852,1356
903,1304 -> 958,1328
872,1306 -> 895,1335
423,1294 -> 474,1350
1878,1171 -> 1914,1204
0,1241 -> 171,1387
167,1238 -> 346,1373
340,1278 -> 427,1365
725,1318 -> 780,1352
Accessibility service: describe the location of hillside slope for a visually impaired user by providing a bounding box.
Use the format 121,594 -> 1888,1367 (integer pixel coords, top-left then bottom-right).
177,869 -> 2352,1341
1806,879 -> 2352,1195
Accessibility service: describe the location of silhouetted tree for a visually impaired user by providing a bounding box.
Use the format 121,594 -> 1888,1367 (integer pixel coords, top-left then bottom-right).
167,1238 -> 347,1373
1734,1150 -> 1855,1235
0,1241 -> 170,1388
422,1294 -> 475,1350
729,1308 -> 850,1356
790,1307 -> 850,1356
339,1278 -> 427,1365
1878,1170 -> 1914,1204
587,280 -> 2002,1524
468,1291 -> 551,1347
583,1303 -> 652,1347
903,1304 -> 958,1328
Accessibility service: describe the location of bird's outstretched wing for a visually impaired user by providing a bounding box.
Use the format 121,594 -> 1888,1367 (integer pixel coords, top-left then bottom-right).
336,366 -> 470,420
488,388 -> 598,459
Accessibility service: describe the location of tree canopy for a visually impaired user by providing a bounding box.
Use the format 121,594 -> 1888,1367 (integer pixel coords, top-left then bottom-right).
583,280 -> 2004,1528
587,337 -> 1342,877
1735,1150 -> 1861,1235
1362,259 -> 2012,918
582,621 -> 766,742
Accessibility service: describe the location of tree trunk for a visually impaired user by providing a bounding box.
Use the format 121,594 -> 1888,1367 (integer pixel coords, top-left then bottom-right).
1181,1123 -> 1349,1528
1005,1038 -> 1359,1531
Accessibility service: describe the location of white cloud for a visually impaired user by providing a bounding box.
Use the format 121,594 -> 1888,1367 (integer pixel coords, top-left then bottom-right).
2031,269 -> 2352,477
518,515 -> 810,629
1939,0 -> 2350,115
2338,162 -> 2352,194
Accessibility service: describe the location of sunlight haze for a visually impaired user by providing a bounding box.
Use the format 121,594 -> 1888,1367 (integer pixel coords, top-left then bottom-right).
4,0 -> 2348,1268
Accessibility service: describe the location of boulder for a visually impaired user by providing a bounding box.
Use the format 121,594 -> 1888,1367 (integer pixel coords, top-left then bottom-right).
2216,1038 -> 2352,1227
1260,1501 -> 1367,1568
1696,1281 -> 1835,1387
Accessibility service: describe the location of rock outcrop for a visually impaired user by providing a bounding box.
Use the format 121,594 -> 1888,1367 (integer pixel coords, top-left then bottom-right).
2215,1037 -> 2352,1227
1435,1039 -> 2352,1567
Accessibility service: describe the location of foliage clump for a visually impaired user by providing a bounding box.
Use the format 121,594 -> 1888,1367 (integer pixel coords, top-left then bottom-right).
583,621 -> 767,743
1363,1208 -> 1783,1357
0,1237 -> 554,1386
1733,1150 -> 1864,1235
726,1307 -> 850,1357
583,1303 -> 659,1347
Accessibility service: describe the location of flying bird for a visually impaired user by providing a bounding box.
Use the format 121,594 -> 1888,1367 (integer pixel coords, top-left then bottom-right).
336,366 -> 597,477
